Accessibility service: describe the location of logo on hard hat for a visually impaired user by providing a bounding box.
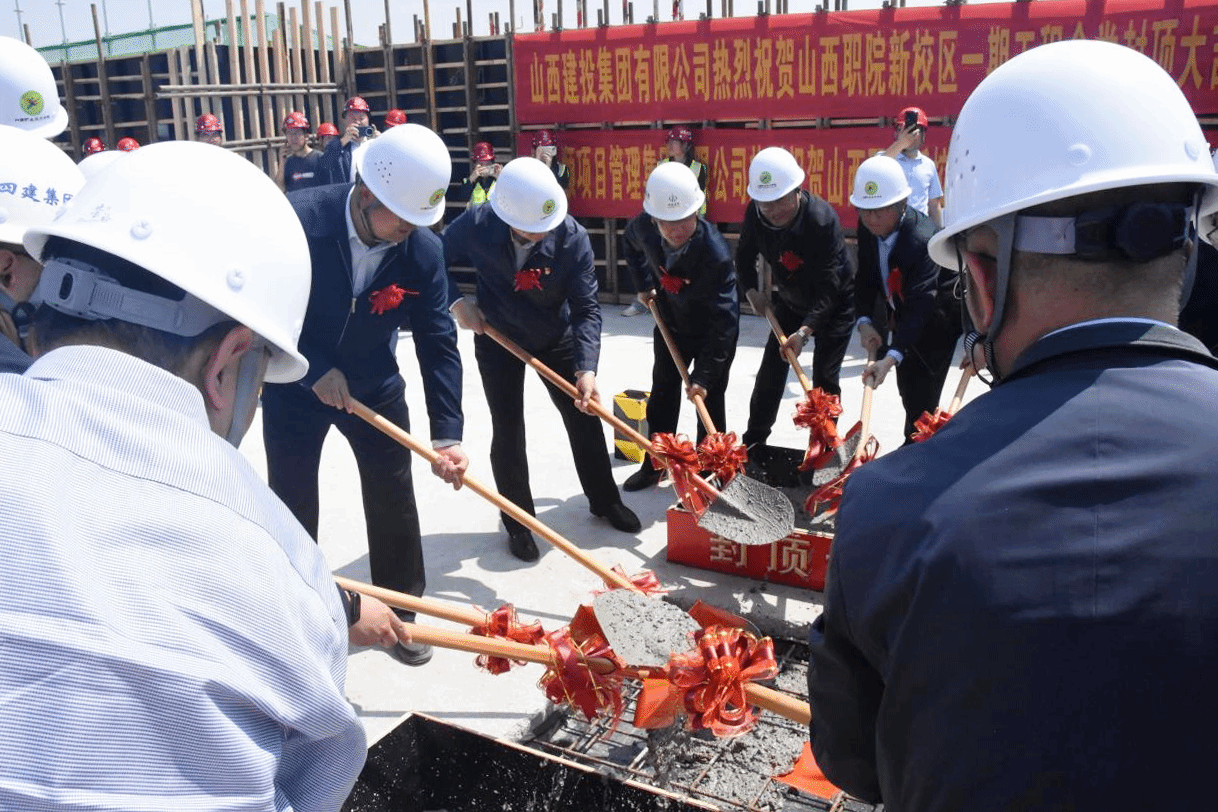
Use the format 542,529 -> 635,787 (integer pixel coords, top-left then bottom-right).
541,199 -> 556,216
759,171 -> 773,185
864,181 -> 879,196
20,91 -> 44,116
667,194 -> 679,208
428,189 -> 445,207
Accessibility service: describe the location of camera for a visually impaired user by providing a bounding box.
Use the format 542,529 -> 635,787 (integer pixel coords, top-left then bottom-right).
904,110 -> 919,129
358,125 -> 376,139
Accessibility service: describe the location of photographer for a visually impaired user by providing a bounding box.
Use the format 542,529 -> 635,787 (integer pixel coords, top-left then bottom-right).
463,141 -> 501,206
320,96 -> 378,185
881,106 -> 943,228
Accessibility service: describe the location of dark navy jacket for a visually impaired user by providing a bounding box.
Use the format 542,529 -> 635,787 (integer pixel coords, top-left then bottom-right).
318,138 -> 357,186
854,206 -> 957,357
736,190 -> 854,336
268,183 -> 463,442
442,204 -> 601,373
621,213 -> 739,389
808,321 -> 1218,811
0,333 -> 29,374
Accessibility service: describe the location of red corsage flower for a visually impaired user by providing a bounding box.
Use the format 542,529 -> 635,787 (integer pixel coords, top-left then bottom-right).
515,268 -> 544,292
660,273 -> 686,295
369,284 -> 406,315
779,250 -> 802,272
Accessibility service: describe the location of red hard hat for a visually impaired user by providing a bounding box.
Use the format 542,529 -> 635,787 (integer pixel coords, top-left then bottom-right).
317,122 -> 340,137
472,141 -> 494,163
82,137 -> 105,155
666,126 -> 694,143
385,109 -> 407,127
344,96 -> 371,114
116,137 -> 140,152
196,113 -> 222,134
283,111 -> 310,131
531,129 -> 556,148
898,106 -> 929,128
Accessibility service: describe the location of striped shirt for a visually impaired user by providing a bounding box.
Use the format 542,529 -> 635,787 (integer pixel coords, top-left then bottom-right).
0,346 -> 365,811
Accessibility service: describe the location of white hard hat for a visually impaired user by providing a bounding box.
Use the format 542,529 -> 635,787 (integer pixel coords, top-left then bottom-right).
77,149 -> 126,181
747,147 -> 805,202
354,123 -> 451,227
1204,148 -> 1218,246
25,141 -> 311,383
0,125 -> 82,246
490,157 -> 567,232
643,161 -> 705,220
928,40 -> 1218,269
850,155 -> 911,210
0,36 -> 68,138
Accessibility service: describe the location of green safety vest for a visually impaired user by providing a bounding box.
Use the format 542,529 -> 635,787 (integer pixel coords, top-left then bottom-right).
470,178 -> 495,205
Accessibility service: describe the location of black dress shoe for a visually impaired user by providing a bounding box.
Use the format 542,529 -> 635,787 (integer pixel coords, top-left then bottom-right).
593,502 -> 641,533
390,642 -> 433,667
623,462 -> 661,492
508,530 -> 540,562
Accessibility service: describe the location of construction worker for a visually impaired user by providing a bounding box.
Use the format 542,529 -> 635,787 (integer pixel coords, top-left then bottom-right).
275,110 -> 322,193
620,162 -> 740,491
464,140 -> 500,205
320,95 -> 376,185
385,108 -> 407,128
0,36 -> 68,137
850,154 -> 960,442
809,40 -> 1218,811
444,157 -> 641,563
115,136 -> 140,152
0,141 -> 370,810
736,146 -> 854,452
81,137 -> 105,157
530,129 -> 570,190
625,125 -> 709,316
881,105 -> 944,227
317,121 -> 340,151
262,124 -> 468,668
195,113 -> 224,146
0,126 -> 84,372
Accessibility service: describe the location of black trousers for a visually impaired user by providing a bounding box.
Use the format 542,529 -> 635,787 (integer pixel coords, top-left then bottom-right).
473,333 -> 621,536
262,380 -> 424,616
742,302 -> 851,447
891,295 -> 964,442
646,326 -> 735,444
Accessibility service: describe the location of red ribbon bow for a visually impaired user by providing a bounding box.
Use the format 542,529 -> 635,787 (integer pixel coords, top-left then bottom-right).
514,268 -> 544,292
597,566 -> 668,596
659,273 -> 686,294
649,432 -> 708,516
696,432 -> 748,484
792,388 -> 843,471
469,604 -> 546,675
539,605 -> 624,724
369,284 -> 406,315
911,408 -> 953,443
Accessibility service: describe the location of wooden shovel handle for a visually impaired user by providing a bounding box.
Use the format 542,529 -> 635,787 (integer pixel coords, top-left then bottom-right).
348,398 -> 636,592
644,296 -> 717,435
747,289 -> 813,393
481,324 -> 724,502
855,349 -> 878,462
947,366 -> 973,415
334,575 -> 489,628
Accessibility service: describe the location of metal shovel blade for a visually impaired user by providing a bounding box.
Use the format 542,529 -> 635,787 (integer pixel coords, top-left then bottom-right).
696,474 -> 795,547
592,589 -> 703,668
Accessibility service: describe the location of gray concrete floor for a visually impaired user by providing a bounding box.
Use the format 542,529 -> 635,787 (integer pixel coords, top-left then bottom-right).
239,306 -> 979,746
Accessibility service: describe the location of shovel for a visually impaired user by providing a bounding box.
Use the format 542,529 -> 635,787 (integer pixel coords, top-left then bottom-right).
349,399 -> 637,592
643,295 -> 717,436
745,288 -> 814,394
482,324 -> 794,547
855,349 -> 878,461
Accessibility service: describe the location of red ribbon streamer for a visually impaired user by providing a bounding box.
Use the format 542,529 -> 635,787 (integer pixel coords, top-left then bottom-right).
647,626 -> 778,738
368,284 -> 406,315
649,432 -> 709,516
597,565 -> 668,596
911,408 -> 953,443
696,432 -> 748,484
539,606 -> 625,724
469,604 -> 546,676
792,388 -> 843,471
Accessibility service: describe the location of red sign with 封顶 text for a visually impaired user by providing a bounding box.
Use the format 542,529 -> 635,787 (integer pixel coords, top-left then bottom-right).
519,126 -> 951,224
514,0 -> 1218,125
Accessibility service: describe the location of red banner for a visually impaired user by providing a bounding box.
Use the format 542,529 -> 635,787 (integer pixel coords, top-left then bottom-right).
519,126 -> 950,224
514,0 -> 1218,124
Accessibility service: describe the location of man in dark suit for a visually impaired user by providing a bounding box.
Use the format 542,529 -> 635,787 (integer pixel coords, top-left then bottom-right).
619,162 -> 740,491
807,40 -> 1218,812
262,124 -> 468,668
851,154 -> 960,442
